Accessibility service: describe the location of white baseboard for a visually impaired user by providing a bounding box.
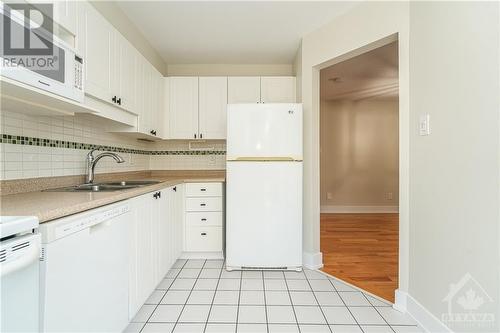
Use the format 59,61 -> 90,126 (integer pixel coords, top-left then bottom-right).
394,289 -> 452,333
302,251 -> 323,270
321,205 -> 399,213
180,251 -> 224,260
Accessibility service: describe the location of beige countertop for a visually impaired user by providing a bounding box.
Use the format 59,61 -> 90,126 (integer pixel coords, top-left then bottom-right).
0,170 -> 225,223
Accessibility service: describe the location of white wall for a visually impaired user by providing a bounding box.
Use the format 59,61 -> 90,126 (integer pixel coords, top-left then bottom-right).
299,0 -> 410,279
409,2 -> 499,332
300,0 -> 500,331
320,99 -> 399,210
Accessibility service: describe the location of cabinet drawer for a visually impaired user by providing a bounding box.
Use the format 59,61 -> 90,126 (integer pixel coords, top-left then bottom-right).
186,212 -> 223,227
185,226 -> 222,252
186,197 -> 223,212
185,183 -> 223,197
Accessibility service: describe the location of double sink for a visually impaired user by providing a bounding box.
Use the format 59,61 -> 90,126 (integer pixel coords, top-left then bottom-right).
45,180 -> 161,192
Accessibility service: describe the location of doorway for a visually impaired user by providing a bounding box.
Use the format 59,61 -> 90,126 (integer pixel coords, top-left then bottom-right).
319,42 -> 399,302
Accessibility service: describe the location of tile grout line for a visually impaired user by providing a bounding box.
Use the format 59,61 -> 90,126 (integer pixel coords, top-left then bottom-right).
235,268 -> 243,333
140,259 -> 188,333
261,271 -> 270,333
327,276 -> 365,333
362,292 -> 397,333
202,260 -> 225,333
303,271 -> 334,333
171,259 -> 207,332
283,270 -> 303,333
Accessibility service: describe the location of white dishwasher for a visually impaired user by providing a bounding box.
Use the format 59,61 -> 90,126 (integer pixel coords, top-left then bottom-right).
39,202 -> 131,333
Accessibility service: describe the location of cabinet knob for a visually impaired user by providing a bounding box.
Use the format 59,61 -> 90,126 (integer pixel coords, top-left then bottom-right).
117,97 -> 121,105
173,186 -> 177,192
153,192 -> 158,199
200,203 -> 206,207
200,133 -> 203,139
201,232 -> 207,236
112,96 -> 117,103
201,218 -> 207,222
194,133 -> 197,139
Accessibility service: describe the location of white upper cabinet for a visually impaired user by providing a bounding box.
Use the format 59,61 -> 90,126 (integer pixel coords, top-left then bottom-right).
28,0 -> 77,36
199,77 -> 228,140
227,77 -> 261,103
260,76 -> 296,103
169,77 -> 199,140
136,56 -> 151,135
53,0 -> 78,36
114,34 -> 138,114
78,2 -> 114,104
151,67 -> 164,138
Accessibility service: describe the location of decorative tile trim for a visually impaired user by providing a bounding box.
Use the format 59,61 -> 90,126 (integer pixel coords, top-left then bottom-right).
0,134 -> 226,155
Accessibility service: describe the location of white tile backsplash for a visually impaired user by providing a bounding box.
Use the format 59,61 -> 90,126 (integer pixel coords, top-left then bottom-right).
0,111 -> 225,180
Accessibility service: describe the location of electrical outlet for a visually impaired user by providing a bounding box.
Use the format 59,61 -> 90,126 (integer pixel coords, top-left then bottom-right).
327,192 -> 333,200
385,192 -> 393,200
208,155 -> 216,166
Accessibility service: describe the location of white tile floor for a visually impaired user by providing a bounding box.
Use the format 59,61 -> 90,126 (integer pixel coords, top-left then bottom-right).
126,259 -> 422,333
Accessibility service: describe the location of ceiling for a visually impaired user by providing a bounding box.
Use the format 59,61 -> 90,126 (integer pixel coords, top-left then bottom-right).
115,1 -> 358,64
320,41 -> 399,101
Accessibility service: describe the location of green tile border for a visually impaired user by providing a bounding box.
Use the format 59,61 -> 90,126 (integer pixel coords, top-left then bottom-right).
0,134 -> 226,156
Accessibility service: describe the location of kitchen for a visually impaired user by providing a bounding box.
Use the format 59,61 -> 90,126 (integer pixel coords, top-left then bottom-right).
1,2 -> 499,333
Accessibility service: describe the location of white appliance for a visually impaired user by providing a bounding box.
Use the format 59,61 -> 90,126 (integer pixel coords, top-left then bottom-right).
226,103 -> 303,271
0,4 -> 84,102
0,216 -> 41,333
39,202 -> 131,333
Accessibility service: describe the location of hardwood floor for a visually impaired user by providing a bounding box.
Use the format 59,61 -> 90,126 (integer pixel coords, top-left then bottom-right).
320,213 -> 398,302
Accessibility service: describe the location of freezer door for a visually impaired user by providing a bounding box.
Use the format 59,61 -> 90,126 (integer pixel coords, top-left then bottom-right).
226,161 -> 302,269
227,103 -> 303,160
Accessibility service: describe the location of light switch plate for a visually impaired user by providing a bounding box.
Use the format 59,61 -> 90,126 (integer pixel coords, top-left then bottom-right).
419,114 -> 431,136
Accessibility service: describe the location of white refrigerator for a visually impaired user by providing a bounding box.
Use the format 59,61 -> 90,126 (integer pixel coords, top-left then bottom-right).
226,103 -> 303,271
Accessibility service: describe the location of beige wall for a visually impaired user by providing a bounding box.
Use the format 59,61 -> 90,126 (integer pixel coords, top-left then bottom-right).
90,1 -> 167,75
320,99 -> 398,209
166,64 -> 293,76
299,1 -> 410,284
409,2 -> 499,332
300,0 -> 499,331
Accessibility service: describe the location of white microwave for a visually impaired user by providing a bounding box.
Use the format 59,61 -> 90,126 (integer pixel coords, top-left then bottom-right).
0,4 -> 84,103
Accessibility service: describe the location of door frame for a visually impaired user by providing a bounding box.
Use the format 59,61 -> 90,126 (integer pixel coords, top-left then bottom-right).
310,33 -> 409,302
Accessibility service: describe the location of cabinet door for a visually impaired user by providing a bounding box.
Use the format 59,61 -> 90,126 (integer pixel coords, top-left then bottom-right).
137,60 -> 153,135
130,194 -> 155,313
172,185 -> 185,259
29,1 -> 77,36
169,77 -> 199,139
260,76 -> 296,103
199,77 -> 227,139
227,77 -> 261,103
54,0 -> 77,36
79,2 -> 114,104
150,68 -> 164,138
156,189 -> 171,281
115,34 -> 138,114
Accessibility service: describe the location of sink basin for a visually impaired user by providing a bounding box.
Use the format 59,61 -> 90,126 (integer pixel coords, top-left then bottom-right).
43,180 -> 161,192
100,180 -> 161,186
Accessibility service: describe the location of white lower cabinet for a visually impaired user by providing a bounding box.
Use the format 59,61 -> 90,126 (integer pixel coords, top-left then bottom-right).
128,184 -> 184,319
183,182 -> 225,258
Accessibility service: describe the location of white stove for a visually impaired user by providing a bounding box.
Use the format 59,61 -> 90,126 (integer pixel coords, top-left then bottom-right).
0,215 -> 40,333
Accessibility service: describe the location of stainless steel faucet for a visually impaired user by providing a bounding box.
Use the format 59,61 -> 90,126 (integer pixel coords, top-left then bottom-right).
86,149 -> 125,183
